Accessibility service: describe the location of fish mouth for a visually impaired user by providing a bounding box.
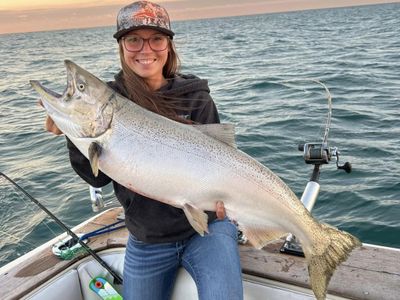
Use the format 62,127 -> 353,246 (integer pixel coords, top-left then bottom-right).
30,80 -> 62,103
30,60 -> 76,113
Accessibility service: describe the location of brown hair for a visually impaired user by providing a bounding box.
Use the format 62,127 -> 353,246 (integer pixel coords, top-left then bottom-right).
118,40 -> 191,123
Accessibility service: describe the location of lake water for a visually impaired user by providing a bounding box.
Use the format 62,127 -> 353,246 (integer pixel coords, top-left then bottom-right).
0,3 -> 399,267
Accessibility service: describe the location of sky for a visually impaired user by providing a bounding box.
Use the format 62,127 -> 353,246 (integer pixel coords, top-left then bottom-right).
0,0 -> 398,34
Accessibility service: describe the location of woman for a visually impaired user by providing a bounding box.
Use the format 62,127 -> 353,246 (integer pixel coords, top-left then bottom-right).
45,1 -> 243,299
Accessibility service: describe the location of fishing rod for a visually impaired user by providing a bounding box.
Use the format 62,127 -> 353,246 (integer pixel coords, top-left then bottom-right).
277,79 -> 352,256
279,78 -> 331,143
0,172 -> 123,285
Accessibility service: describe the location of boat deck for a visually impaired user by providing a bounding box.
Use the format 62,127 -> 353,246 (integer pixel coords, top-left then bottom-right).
1,207 -> 399,300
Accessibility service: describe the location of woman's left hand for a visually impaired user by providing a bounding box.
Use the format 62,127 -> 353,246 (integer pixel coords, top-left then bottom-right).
216,201 -> 226,219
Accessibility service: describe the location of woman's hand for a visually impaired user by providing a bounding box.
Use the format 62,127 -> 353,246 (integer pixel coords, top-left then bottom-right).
38,100 -> 63,135
216,201 -> 226,219
45,115 -> 63,135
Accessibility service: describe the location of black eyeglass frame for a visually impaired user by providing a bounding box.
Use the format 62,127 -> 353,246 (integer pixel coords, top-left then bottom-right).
122,35 -> 170,52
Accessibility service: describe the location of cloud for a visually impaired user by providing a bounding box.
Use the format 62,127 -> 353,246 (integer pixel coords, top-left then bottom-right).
0,0 -> 396,35
0,5 -> 121,34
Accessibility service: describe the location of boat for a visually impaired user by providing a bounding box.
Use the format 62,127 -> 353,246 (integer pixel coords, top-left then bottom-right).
0,206 -> 399,300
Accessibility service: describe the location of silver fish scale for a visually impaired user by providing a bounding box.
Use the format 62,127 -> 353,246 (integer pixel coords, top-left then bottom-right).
105,95 -> 306,222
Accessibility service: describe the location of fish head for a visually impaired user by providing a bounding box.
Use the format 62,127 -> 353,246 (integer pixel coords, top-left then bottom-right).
30,60 -> 113,139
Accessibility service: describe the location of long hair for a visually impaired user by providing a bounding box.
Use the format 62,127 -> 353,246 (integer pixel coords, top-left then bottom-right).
118,40 -> 190,123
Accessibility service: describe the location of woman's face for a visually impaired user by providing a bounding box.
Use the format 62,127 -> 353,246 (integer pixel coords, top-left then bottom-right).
122,29 -> 169,90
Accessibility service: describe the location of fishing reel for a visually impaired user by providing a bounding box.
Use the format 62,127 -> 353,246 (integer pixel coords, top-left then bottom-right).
280,142 -> 352,256
299,142 -> 352,173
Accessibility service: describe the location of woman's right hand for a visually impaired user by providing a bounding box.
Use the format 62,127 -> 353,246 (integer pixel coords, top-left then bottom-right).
45,115 -> 63,135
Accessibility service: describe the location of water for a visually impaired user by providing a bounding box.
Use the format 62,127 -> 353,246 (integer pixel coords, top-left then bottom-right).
0,3 -> 399,268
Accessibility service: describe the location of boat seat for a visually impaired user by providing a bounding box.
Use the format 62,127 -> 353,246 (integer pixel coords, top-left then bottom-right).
75,251 -> 199,300
26,250 -> 199,300
76,252 -> 124,300
26,269 -> 83,300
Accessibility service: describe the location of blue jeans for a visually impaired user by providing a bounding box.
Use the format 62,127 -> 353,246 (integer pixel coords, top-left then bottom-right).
123,218 -> 243,300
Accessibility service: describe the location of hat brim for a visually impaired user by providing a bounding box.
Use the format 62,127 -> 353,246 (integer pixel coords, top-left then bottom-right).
113,25 -> 174,41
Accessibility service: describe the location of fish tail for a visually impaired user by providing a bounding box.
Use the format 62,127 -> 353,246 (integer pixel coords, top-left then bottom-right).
304,223 -> 362,300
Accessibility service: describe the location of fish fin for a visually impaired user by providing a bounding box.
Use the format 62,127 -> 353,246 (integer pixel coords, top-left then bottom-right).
192,123 -> 237,148
88,142 -> 102,177
304,223 -> 362,300
241,226 -> 286,249
183,203 -> 209,236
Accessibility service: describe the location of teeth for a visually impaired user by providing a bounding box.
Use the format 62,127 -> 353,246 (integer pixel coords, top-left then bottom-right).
137,59 -> 155,65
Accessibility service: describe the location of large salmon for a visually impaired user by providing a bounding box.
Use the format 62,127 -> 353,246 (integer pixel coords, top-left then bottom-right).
31,60 -> 361,300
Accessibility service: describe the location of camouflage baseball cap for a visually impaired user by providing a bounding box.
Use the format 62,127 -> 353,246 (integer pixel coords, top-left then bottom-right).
113,1 -> 174,41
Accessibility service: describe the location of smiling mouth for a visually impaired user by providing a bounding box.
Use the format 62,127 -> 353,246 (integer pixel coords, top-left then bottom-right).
136,58 -> 156,65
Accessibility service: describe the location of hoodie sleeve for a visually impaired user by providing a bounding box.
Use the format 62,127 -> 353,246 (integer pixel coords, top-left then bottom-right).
66,137 -> 111,187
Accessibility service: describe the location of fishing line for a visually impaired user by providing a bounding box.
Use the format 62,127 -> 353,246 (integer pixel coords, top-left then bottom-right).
0,172 -> 123,285
0,229 -> 38,248
0,178 -> 60,238
277,78 -> 332,144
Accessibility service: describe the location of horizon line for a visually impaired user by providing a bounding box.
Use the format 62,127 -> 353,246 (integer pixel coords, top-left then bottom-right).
0,1 -> 398,36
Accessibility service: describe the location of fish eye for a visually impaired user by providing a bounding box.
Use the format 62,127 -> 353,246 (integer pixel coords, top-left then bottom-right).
77,82 -> 86,91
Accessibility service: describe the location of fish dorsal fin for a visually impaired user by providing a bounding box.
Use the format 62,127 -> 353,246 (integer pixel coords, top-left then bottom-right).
192,123 -> 237,148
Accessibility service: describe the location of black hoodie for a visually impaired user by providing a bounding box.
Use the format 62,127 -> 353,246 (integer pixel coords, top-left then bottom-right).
67,72 -> 220,243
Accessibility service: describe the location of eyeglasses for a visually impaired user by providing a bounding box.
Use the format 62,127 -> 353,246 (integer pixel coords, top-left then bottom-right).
122,34 -> 170,52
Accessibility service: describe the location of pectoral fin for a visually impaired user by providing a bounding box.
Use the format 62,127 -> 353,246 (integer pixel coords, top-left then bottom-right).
88,142 -> 102,177
183,203 -> 209,236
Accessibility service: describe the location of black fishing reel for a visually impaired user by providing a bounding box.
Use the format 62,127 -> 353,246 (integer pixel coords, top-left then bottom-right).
298,142 -> 352,173
280,142 -> 352,257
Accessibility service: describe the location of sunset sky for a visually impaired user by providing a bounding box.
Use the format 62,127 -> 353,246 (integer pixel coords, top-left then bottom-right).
0,0 -> 398,34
